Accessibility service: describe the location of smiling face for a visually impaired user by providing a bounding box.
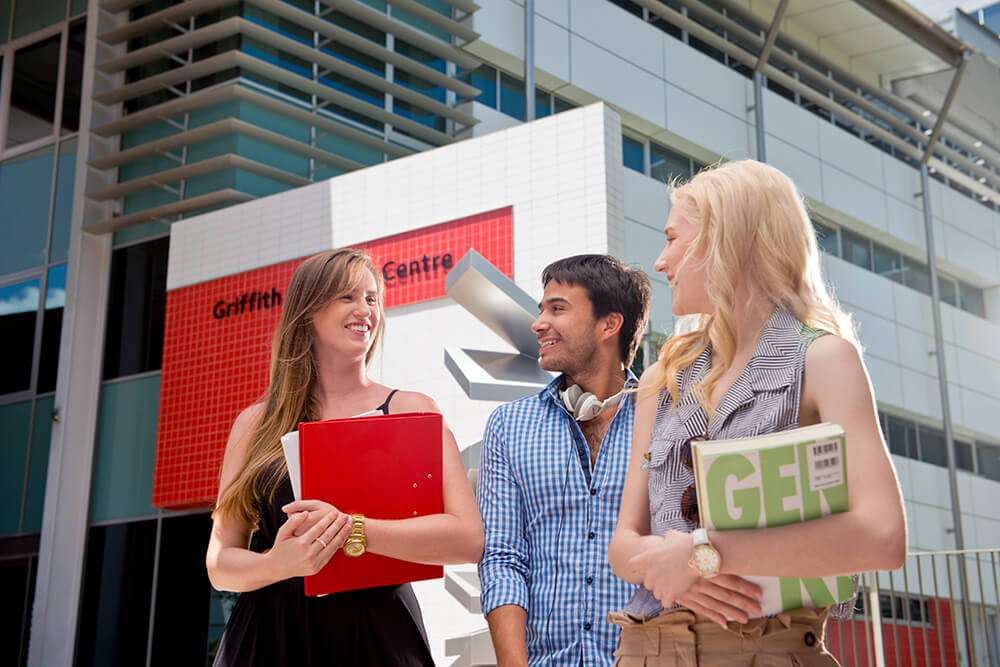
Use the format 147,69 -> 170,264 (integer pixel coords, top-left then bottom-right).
653,204 -> 710,316
311,270 -> 381,361
532,280 -> 602,379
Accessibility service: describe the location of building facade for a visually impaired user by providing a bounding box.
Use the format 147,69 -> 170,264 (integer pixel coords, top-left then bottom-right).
0,0 -> 998,665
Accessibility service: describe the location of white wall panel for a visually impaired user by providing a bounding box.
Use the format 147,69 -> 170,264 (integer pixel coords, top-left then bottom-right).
762,90 -> 821,157
571,35 -> 667,127
474,0 -> 523,59
818,121 -> 884,189
825,256 -> 895,317
537,0 -> 569,25
961,387 -> 1000,437
665,83 -> 749,160
854,307 -> 900,364
885,195 -> 926,252
623,167 -> 668,228
767,136 -> 823,201
943,223 -> 1000,283
571,0 -> 664,79
956,348 -> 1000,399
866,355 -> 904,408
900,367 -> 943,421
881,152 -> 921,203
821,163 -> 888,233
536,15 -> 571,82
662,32 -> 748,119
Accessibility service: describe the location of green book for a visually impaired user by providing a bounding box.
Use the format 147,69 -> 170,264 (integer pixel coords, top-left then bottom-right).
691,422 -> 855,617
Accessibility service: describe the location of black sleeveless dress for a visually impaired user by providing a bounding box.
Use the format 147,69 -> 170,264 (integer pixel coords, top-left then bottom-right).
213,391 -> 435,667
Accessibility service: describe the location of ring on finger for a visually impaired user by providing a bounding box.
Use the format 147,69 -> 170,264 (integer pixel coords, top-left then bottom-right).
314,536 -> 329,548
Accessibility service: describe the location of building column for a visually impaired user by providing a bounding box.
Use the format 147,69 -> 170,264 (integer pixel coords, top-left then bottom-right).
28,1 -> 124,665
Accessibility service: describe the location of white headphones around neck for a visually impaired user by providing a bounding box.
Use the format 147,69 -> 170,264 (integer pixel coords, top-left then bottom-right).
560,384 -> 625,422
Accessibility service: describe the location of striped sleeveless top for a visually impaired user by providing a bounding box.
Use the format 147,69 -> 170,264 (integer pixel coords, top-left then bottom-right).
623,308 -> 851,618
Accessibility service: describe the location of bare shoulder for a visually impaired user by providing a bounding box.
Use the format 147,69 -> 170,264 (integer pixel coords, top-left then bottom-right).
387,390 -> 440,413
805,334 -> 864,373
227,403 -> 266,451
638,362 -> 660,388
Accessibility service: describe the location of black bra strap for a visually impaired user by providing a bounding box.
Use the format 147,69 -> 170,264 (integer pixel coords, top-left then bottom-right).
376,389 -> 399,415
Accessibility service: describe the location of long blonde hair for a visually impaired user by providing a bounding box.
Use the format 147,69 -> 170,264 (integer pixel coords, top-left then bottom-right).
214,249 -> 385,529
652,160 -> 857,412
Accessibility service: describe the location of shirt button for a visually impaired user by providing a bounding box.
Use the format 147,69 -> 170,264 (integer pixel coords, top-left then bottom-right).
588,531 -> 595,540
590,489 -> 596,496
584,622 -> 592,631
586,576 -> 593,584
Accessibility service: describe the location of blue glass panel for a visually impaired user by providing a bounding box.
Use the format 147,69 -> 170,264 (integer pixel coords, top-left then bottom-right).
984,3 -> 1000,35
315,133 -> 383,166
50,138 -> 77,262
0,145 -> 55,274
12,0 -> 66,39
35,263 -> 66,392
499,73 -> 525,120
622,135 -> 644,173
90,375 -> 160,522
23,395 -> 54,532
464,65 -> 496,108
0,400 -> 31,534
236,135 -> 309,178
0,278 -> 41,395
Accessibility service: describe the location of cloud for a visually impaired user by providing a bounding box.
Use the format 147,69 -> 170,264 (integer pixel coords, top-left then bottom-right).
45,287 -> 65,309
0,284 -> 41,315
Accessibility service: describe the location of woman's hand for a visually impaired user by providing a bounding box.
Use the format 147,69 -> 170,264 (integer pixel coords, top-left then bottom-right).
628,530 -> 762,627
266,504 -> 350,579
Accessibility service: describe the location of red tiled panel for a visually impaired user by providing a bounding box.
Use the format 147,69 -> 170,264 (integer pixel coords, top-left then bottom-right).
151,207 -> 513,509
828,596 -> 959,667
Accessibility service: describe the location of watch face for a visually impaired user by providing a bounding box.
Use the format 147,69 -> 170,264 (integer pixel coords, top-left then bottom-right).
344,540 -> 365,557
692,544 -> 721,574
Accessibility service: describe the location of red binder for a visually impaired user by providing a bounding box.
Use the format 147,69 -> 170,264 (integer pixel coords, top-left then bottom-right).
299,412 -> 444,596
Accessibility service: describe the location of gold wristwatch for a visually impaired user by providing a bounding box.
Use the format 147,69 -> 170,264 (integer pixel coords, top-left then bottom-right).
688,528 -> 721,577
343,514 -> 367,557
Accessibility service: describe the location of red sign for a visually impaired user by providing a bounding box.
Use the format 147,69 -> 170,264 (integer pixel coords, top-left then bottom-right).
151,207 -> 512,509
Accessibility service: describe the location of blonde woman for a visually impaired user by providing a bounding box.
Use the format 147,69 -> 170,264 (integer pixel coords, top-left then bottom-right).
608,160 -> 906,665
206,249 -> 484,667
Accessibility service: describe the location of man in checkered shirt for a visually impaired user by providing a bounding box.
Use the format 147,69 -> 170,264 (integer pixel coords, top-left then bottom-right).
477,255 -> 652,666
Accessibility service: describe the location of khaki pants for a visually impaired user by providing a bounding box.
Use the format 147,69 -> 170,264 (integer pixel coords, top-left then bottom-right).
608,608 -> 840,666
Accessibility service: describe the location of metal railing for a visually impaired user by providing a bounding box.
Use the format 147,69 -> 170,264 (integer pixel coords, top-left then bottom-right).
444,548 -> 1000,666
829,549 -> 1000,667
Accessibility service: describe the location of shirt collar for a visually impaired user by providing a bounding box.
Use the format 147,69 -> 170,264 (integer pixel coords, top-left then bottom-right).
541,368 -> 639,406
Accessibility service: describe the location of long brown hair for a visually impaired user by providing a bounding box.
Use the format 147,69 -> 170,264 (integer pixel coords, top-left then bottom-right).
652,160 -> 857,413
214,249 -> 385,529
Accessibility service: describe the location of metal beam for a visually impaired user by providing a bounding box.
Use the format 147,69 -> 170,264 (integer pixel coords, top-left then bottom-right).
921,50 -> 969,165
753,0 -> 789,75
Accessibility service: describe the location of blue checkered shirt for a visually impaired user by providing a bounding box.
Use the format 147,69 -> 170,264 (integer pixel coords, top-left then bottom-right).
477,373 -> 638,666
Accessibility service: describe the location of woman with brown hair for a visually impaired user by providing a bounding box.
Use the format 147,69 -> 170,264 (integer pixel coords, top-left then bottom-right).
206,248 -> 484,666
608,160 -> 906,665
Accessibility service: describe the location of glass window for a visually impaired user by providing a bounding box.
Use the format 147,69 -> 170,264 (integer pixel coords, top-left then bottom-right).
0,145 -> 55,274
886,415 -> 917,459
984,3 -> 1000,35
463,64 -> 496,108
650,142 -> 690,184
0,278 -> 41,395
813,220 -> 839,256
938,276 -> 957,307
12,0 -> 66,40
90,375 -> 159,522
50,138 -> 76,262
955,439 -> 974,472
622,135 -> 644,173
61,20 -> 86,134
607,0 -> 644,17
76,520 -> 157,667
36,264 -> 66,393
499,72 -> 525,121
902,256 -> 931,295
873,242 -> 903,282
22,395 -> 53,532
103,238 -> 169,379
918,424 -> 947,467
535,88 -> 551,119
150,514 -> 214,666
8,35 -> 61,147
0,400 -> 31,534
840,229 -> 872,271
553,95 -> 575,114
0,555 -> 34,666
977,441 -> 1000,482
959,281 -> 985,318
0,2 -> 9,44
